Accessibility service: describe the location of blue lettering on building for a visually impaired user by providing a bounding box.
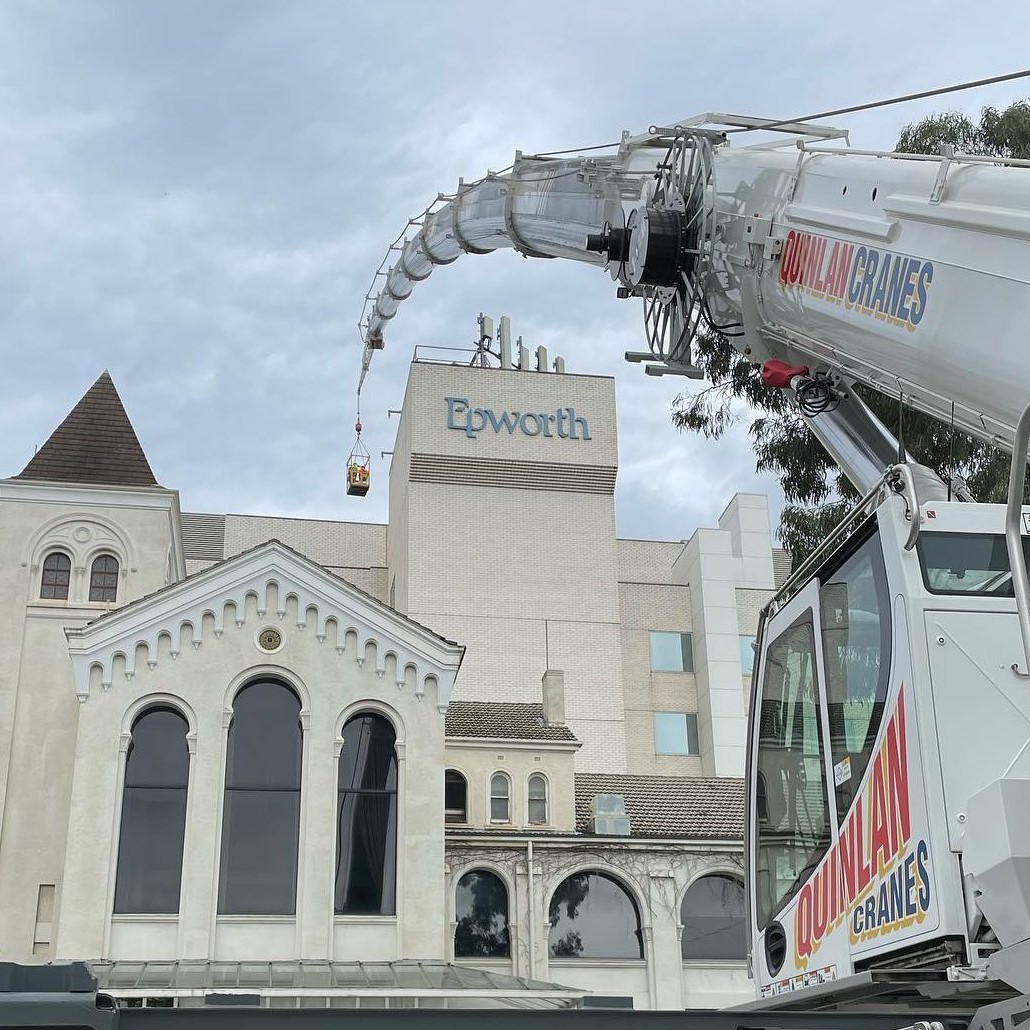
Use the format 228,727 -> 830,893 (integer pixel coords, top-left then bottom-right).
446,398 -> 591,441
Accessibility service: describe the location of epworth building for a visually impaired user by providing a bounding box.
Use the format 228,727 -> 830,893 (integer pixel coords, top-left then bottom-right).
0,355 -> 788,1011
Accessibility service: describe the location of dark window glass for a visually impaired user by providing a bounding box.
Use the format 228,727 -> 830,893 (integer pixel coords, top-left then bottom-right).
40,552 -> 71,600
218,680 -> 302,915
528,774 -> 547,825
754,613 -> 831,929
548,872 -> 643,959
445,770 -> 467,823
114,707 -> 189,913
454,869 -> 510,957
490,773 -> 510,822
681,874 -> 746,960
336,713 -> 397,915
820,532 -> 890,821
917,532 -> 1030,595
89,554 -> 119,602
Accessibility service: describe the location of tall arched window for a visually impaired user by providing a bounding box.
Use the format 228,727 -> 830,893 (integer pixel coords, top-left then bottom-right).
445,770 -> 467,824
218,680 -> 302,915
681,874 -> 746,960
455,870 -> 510,958
549,871 -> 643,959
89,554 -> 119,602
490,773 -> 510,823
528,773 -> 548,825
114,707 -> 190,913
40,552 -> 71,600
336,713 -> 397,915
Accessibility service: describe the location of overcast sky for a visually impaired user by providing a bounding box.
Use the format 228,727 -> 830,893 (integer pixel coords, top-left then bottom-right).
2,1 -> 1029,544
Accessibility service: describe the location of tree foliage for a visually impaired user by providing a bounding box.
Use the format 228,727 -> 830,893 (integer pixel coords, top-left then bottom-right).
673,99 -> 1030,566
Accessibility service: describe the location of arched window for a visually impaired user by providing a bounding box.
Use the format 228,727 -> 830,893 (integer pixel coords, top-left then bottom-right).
528,773 -> 548,825
548,871 -> 643,959
40,552 -> 71,600
218,680 -> 302,915
681,874 -> 746,960
455,869 -> 510,958
445,770 -> 467,824
336,713 -> 397,915
114,707 -> 190,913
490,773 -> 510,823
89,554 -> 119,602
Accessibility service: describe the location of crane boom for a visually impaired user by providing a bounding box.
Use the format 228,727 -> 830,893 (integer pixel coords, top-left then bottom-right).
361,117 -> 1030,457
360,115 -> 1030,1026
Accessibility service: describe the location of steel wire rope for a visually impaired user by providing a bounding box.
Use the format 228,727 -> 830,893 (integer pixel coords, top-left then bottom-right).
723,67 -> 1030,134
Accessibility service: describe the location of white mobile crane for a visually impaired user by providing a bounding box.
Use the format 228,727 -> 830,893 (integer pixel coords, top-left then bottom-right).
358,112 -> 1030,1030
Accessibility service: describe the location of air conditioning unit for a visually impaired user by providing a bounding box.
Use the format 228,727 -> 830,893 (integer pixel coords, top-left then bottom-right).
589,794 -> 631,836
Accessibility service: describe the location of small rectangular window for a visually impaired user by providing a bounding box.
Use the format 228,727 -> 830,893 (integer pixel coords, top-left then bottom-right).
649,631 -> 693,672
917,532 -> 1030,595
654,712 -> 699,755
739,636 -> 756,676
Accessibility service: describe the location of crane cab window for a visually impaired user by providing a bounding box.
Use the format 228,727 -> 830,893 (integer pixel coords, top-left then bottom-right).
917,532 -> 1030,595
754,612 -> 831,929
819,532 -> 890,822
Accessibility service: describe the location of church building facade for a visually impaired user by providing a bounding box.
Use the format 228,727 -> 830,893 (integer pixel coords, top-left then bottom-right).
0,359 -> 786,1011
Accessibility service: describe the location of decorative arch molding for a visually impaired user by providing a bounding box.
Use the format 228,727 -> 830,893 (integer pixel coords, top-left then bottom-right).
335,698 -> 407,747
541,860 -> 649,924
677,862 -> 746,913
221,663 -> 309,721
65,541 -> 464,708
120,692 -> 200,747
448,858 -> 517,902
24,511 -> 137,575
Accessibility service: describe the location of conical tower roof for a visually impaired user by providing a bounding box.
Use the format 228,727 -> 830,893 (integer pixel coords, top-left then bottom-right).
15,372 -> 159,487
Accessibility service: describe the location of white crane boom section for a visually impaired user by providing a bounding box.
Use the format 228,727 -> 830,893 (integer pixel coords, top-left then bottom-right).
360,119 -> 1030,458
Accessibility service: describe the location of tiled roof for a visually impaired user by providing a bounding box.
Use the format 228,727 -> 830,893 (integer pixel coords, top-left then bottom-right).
15,372 -> 158,487
575,773 -> 744,840
445,702 -> 578,742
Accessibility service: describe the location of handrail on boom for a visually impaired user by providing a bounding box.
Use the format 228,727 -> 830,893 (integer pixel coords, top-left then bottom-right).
1005,398 -> 1030,678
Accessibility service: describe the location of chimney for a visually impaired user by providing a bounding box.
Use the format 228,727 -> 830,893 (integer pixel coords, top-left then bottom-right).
541,669 -> 565,726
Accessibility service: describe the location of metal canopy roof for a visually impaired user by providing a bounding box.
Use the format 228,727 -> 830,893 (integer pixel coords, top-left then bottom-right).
88,961 -> 585,1010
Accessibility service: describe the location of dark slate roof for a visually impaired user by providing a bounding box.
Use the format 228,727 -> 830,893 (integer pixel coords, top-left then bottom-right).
575,773 -> 744,840
15,372 -> 158,487
445,702 -> 578,742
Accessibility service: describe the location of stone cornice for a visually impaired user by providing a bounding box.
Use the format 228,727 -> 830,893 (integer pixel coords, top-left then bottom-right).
64,540 -> 464,708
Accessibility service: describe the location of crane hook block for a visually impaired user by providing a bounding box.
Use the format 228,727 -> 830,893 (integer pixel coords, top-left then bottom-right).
355,419 -> 362,435
762,359 -> 810,389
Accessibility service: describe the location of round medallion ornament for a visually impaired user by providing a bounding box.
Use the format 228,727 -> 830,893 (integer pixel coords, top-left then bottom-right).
258,627 -> 283,652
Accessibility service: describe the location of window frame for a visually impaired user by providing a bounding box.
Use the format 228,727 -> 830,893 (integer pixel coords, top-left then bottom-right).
527,772 -> 548,825
653,712 -> 699,756
445,769 -> 468,825
88,553 -> 120,603
489,772 -> 511,824
454,868 -> 512,959
335,711 -> 398,916
217,679 -> 304,917
113,705 -> 191,915
753,607 -> 833,930
547,870 -> 644,960
39,551 -> 72,601
648,630 -> 694,673
680,873 -> 747,961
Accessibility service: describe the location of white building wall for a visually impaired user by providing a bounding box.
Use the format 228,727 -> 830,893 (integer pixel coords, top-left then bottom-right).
390,362 -> 627,772
57,589 -> 449,965
0,481 -> 181,962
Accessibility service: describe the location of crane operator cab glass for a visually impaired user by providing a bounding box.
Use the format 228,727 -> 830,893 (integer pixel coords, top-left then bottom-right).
748,519 -> 897,993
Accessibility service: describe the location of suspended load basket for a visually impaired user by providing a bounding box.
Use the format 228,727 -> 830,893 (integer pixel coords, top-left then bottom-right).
346,419 -> 371,497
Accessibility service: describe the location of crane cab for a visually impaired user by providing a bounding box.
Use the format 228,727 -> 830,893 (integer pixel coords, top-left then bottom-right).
746,485 -> 1030,1011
